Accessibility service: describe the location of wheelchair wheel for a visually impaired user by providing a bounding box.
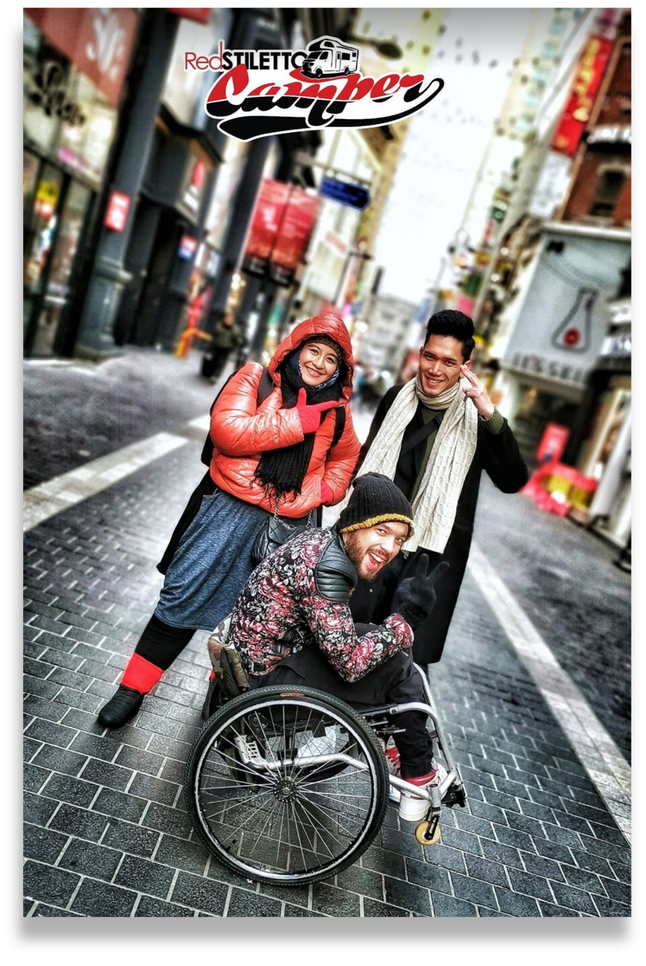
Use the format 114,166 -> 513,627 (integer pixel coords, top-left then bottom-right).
184,685 -> 388,885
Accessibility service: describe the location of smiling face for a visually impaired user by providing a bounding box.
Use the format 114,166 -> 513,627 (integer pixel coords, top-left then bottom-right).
299,341 -> 339,386
418,334 -> 470,397
342,520 -> 410,581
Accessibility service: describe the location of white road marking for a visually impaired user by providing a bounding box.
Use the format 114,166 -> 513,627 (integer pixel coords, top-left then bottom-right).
468,541 -> 631,844
23,433 -> 187,532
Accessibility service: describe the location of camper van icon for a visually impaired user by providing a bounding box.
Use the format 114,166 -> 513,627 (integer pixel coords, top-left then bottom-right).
301,37 -> 360,79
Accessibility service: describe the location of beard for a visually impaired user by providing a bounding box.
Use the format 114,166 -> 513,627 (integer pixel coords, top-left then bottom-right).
343,531 -> 388,582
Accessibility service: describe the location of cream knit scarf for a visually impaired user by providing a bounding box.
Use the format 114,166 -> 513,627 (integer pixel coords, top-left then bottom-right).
352,375 -> 478,553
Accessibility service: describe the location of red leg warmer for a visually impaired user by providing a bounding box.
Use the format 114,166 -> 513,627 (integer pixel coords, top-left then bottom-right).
122,654 -> 164,693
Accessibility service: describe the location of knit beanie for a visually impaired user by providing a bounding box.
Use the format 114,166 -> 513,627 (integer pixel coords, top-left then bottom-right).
301,334 -> 343,366
336,473 -> 415,535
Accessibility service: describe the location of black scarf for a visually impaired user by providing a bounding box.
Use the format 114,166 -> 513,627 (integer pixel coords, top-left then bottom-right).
253,351 -> 345,507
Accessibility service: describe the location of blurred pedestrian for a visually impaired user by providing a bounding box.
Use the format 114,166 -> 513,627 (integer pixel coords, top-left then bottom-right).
348,310 -> 528,665
98,315 -> 361,728
200,308 -> 243,382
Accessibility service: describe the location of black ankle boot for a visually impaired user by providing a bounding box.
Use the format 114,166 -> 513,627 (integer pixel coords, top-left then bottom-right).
98,685 -> 144,728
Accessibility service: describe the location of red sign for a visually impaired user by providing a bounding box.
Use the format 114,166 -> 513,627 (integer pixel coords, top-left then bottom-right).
551,35 -> 613,157
178,235 -> 198,260
25,8 -> 138,108
104,190 -> 130,232
243,180 -> 319,285
169,9 -> 210,24
191,160 -> 206,190
536,423 -> 570,464
271,190 -> 320,284
244,179 -> 290,266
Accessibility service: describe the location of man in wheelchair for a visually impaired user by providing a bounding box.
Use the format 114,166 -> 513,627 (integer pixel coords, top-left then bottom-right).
226,472 -> 450,823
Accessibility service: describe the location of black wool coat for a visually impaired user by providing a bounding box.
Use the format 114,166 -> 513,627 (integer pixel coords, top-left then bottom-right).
349,385 -> 529,664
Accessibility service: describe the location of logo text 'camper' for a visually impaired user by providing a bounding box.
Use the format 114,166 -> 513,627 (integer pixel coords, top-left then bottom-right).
185,36 -> 444,141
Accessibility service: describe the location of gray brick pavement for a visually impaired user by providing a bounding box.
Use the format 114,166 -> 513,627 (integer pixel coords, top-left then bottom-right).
23,442 -> 631,917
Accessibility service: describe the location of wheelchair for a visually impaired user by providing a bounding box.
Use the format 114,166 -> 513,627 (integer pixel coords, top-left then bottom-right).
183,634 -> 468,887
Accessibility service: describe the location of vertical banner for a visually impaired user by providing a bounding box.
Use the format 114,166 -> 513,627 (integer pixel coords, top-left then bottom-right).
551,35 -> 613,157
242,179 -> 290,277
243,179 -> 319,285
270,190 -> 320,286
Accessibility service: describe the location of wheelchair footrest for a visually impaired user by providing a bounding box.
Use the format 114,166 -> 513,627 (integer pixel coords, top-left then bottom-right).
442,783 -> 468,809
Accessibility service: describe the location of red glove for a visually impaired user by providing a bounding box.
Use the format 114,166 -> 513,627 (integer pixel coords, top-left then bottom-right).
296,388 -> 337,434
320,481 -> 334,505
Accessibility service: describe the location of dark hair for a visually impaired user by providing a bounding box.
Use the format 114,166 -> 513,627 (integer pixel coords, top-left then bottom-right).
424,310 -> 476,362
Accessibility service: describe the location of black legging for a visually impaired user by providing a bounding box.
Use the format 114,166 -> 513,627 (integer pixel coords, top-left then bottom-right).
134,614 -> 196,670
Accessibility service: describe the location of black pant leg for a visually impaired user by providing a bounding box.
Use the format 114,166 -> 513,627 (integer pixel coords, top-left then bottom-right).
134,614 -> 196,670
252,646 -> 434,778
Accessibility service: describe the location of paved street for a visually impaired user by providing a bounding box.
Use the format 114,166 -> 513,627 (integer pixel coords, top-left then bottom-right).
23,349 -> 631,918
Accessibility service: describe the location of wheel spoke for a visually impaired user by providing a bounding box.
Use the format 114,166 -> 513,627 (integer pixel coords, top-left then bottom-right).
297,791 -> 367,838
285,796 -> 318,858
245,790 -> 284,859
207,744 -> 277,784
288,790 -> 312,871
202,787 -> 274,825
291,796 -> 341,858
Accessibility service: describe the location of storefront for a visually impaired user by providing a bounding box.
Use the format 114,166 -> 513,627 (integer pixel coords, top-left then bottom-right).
572,295 -> 631,551
23,8 -> 138,356
496,222 -> 631,455
116,7 -> 234,352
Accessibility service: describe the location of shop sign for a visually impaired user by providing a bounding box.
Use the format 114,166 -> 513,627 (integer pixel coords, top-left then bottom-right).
169,9 -> 211,25
34,179 -> 60,219
29,60 -> 86,126
608,300 -> 631,325
25,8 -> 138,107
178,235 -> 199,261
588,125 -> 631,145
600,331 -> 631,358
503,232 -> 630,389
180,153 -> 211,218
104,190 -> 130,232
551,35 -> 613,158
536,423 -> 570,464
509,352 -> 585,385
320,177 -> 370,211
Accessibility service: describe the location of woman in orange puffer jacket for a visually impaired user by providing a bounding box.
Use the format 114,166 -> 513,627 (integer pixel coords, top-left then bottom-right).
98,314 -> 361,728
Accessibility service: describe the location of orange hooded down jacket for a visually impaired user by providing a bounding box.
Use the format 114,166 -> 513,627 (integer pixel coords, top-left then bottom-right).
208,315 -> 361,518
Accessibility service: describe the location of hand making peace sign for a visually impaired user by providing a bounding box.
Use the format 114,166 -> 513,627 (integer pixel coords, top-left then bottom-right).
460,365 -> 495,419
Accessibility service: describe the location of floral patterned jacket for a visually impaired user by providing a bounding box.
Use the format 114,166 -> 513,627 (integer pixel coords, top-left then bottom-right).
228,527 -> 413,683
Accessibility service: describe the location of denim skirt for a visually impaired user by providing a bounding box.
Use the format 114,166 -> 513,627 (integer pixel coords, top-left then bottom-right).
154,486 -> 270,631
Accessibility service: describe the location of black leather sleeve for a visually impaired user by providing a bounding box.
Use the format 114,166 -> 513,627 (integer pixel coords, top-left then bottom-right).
314,531 -> 358,602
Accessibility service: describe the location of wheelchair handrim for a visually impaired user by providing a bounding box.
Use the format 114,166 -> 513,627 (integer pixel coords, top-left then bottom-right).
192,695 -> 383,883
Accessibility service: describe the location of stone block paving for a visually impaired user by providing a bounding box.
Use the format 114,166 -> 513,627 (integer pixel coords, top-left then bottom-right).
23,443 -> 631,917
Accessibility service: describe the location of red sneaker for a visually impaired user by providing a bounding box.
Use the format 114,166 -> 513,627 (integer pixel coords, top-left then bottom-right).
399,762 -> 448,822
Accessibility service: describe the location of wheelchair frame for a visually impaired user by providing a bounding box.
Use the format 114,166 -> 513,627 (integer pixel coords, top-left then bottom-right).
184,661 -> 467,885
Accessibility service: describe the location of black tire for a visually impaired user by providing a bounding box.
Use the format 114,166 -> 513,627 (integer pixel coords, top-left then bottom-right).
184,685 -> 388,885
315,68 -> 323,78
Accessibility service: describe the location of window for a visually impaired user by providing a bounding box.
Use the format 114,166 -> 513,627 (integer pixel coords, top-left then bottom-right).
590,169 -> 627,218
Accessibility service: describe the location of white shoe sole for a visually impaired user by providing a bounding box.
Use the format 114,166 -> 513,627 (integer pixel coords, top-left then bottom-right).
398,763 -> 448,822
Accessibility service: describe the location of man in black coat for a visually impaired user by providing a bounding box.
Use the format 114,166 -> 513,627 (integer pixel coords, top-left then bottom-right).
349,310 -> 528,665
